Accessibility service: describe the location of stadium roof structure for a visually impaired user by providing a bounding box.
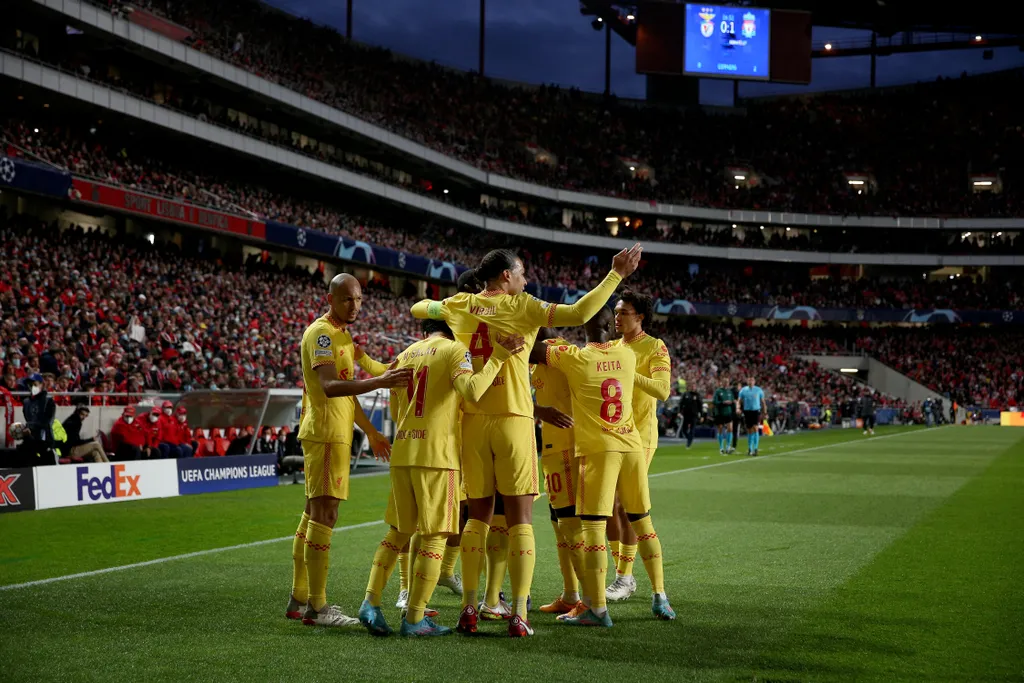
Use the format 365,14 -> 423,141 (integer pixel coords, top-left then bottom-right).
582,1 -> 1024,43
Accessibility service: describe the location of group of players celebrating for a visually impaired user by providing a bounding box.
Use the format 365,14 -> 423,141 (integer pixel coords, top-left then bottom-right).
286,243 -> 676,637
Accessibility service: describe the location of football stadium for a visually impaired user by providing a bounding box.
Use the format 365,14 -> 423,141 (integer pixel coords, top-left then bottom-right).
1,0 -> 1023,680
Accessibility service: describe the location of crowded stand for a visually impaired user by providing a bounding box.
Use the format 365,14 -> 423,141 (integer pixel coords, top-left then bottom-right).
2,206 -> 1022,416
3,120 -> 1022,312
39,0 -> 1022,217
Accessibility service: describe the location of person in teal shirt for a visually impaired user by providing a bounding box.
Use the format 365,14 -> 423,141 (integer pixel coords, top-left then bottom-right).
737,378 -> 766,456
712,385 -> 736,454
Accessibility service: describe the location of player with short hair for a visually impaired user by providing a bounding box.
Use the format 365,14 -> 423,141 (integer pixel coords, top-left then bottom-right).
737,376 -> 766,456
531,307 -> 675,626
412,244 -> 642,637
287,273 -> 412,628
360,318 -> 524,636
605,290 -> 671,602
713,384 -> 737,455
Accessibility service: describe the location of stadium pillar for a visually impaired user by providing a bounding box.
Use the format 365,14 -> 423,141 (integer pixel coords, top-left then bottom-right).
604,21 -> 612,96
346,0 -> 352,39
479,0 -> 486,75
870,32 -> 877,87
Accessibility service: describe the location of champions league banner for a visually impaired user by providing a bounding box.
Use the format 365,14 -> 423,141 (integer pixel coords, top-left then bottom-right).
265,220 -> 465,284
0,156 -> 72,198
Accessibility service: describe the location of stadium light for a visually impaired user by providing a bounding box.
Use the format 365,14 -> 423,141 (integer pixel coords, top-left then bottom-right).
626,14 -> 635,21
824,43 -> 833,50
734,174 -> 746,180
33,128 -> 39,133
840,368 -> 858,373
997,232 -> 1003,237
975,35 -> 983,42
443,189 -> 449,194
731,223 -> 737,228
973,180 -> 993,186
785,227 -> 791,232
605,216 -> 617,222
759,225 -> 764,230
848,179 -> 865,185
629,165 -> 635,171
43,103 -> 49,108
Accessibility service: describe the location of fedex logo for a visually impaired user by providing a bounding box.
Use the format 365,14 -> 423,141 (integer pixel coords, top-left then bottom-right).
77,465 -> 142,501
0,473 -> 22,506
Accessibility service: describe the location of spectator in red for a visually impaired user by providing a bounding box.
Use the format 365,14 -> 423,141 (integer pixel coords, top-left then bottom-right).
155,399 -> 183,458
110,406 -> 146,461
171,406 -> 196,458
143,408 -> 164,458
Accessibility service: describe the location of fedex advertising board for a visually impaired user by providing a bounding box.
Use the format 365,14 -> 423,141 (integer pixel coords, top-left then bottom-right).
35,460 -> 179,510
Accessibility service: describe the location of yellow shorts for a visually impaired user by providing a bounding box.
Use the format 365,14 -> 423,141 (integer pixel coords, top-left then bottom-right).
645,445 -> 654,467
385,466 -> 461,536
541,447 -> 577,510
577,451 -> 650,518
302,440 -> 350,500
462,413 -> 538,498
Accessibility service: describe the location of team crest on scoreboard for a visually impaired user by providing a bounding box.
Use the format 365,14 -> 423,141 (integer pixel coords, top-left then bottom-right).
741,12 -> 757,39
699,9 -> 716,37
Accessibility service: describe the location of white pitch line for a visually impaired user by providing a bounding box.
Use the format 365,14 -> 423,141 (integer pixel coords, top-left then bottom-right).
0,427 -> 946,592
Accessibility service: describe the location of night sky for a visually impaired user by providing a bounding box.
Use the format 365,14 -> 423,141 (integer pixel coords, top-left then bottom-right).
267,0 -> 1024,104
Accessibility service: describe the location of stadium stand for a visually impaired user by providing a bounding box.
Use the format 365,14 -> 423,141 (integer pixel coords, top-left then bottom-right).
30,0 -> 1022,217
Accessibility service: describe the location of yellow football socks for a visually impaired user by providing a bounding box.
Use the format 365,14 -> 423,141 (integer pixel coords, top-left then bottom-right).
303,519 -> 333,611
609,539 -> 621,569
407,534 -> 446,624
291,512 -> 310,603
459,518 -> 489,608
631,516 -> 665,594
398,546 -> 410,593
507,523 -> 536,618
484,514 -> 509,607
365,528 -> 411,607
439,542 -> 460,579
618,543 -> 638,577
551,519 -> 579,601
580,520 -> 608,611
558,516 -> 585,586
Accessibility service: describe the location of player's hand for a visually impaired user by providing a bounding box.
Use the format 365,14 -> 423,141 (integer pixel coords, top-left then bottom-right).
536,405 -> 574,429
496,333 -> 526,355
612,243 -> 643,278
379,367 -> 413,388
367,430 -> 391,463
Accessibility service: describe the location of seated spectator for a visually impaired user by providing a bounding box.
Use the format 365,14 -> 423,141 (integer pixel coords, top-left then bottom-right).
142,409 -> 165,458
171,406 -> 196,458
155,399 -> 183,459
110,406 -> 147,461
60,403 -> 109,463
226,425 -> 256,455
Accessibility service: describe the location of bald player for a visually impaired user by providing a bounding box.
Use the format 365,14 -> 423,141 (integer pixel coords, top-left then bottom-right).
286,273 -> 412,627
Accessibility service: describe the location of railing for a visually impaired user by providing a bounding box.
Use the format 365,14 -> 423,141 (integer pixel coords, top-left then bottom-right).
814,32 -> 1003,52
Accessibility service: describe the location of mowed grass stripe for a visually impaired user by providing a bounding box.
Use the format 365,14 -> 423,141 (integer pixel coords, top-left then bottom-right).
746,430 -> 1024,682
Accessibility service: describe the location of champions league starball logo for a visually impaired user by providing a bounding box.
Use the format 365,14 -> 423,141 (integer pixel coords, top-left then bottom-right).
655,299 -> 697,316
902,309 -> 962,324
428,261 -> 458,282
0,157 -> 15,184
337,240 -> 375,264
295,228 -> 306,247
768,306 -> 822,321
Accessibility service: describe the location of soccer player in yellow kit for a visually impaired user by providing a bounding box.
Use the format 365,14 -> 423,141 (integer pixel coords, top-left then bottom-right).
412,244 -> 642,637
287,273 -> 412,627
531,306 -> 675,626
359,318 -> 525,636
532,332 -> 586,616
606,290 -> 672,602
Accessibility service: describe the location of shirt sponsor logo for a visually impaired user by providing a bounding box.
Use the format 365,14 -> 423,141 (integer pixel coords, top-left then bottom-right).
314,349 -> 332,357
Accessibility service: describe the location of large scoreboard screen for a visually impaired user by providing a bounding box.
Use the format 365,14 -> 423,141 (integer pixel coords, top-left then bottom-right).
683,4 -> 771,81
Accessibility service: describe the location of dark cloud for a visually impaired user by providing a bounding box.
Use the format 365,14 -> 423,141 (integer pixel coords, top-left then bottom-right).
266,0 -> 1024,102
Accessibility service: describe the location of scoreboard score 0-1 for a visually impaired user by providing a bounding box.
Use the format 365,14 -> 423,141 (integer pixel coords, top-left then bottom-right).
683,4 -> 771,81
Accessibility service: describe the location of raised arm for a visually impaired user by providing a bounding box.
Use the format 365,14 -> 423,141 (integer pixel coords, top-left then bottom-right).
634,348 -> 672,401
452,335 -> 524,403
546,244 -> 642,327
412,299 -> 448,320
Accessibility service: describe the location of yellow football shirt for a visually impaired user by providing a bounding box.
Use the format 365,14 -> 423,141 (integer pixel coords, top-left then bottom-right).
531,337 -> 574,451
298,312 -> 357,444
389,335 -> 510,469
621,332 -> 672,449
411,271 -> 623,418
545,341 -> 642,454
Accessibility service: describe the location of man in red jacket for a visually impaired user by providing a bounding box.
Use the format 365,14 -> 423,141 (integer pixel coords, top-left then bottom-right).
110,406 -> 147,461
143,408 -> 165,458
155,400 -> 182,459
171,406 -> 195,458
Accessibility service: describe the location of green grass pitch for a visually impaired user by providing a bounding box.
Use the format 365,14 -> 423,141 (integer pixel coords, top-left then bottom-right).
2,426 -> 1022,682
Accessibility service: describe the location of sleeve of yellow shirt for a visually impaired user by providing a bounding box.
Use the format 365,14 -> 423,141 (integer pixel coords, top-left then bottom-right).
524,271 -> 623,328
411,299 -> 448,320
451,342 -> 511,404
635,344 -> 672,401
355,351 -> 389,377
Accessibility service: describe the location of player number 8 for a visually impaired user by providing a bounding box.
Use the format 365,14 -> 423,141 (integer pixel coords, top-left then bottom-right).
600,378 -> 623,424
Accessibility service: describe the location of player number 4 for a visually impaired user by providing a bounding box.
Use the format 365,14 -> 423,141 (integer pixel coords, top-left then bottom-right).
600,378 -> 623,424
469,322 -> 493,364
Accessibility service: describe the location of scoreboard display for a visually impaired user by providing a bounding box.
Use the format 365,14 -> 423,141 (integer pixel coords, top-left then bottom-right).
683,4 -> 771,81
